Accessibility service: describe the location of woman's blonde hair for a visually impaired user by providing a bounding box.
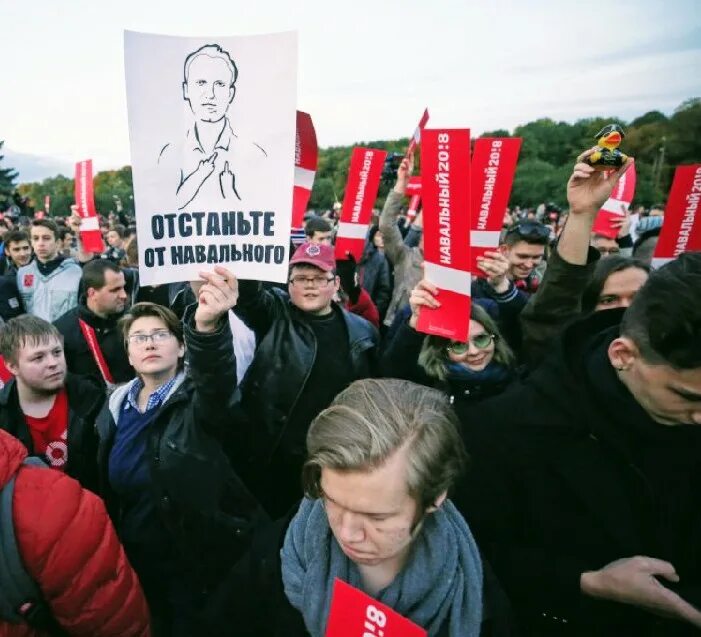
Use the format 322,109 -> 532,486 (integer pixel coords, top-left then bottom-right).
418,303 -> 514,381
303,378 -> 468,510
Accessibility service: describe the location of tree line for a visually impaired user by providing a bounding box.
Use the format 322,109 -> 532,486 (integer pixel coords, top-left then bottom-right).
3,98 -> 699,218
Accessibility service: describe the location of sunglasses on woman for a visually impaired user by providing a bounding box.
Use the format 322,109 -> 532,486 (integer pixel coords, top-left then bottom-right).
446,333 -> 495,355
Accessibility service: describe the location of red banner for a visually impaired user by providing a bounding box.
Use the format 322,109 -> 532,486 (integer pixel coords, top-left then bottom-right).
74,159 -> 105,253
652,164 -> 701,269
416,129 -> 472,343
407,194 -> 421,223
591,163 -> 637,239
292,111 -> 319,228
325,579 -> 427,637
335,147 -> 387,260
406,108 -> 430,156
44,195 -> 50,214
406,176 -> 422,196
470,138 -> 521,274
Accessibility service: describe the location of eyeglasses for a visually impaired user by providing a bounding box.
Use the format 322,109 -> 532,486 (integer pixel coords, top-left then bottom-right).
505,221 -> 550,241
446,333 -> 495,354
128,330 -> 174,346
289,275 -> 335,288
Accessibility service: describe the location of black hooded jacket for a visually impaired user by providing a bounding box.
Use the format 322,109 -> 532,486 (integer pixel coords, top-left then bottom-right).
453,308 -> 701,636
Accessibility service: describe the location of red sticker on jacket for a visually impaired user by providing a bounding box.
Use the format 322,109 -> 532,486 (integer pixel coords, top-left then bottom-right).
23,274 -> 34,287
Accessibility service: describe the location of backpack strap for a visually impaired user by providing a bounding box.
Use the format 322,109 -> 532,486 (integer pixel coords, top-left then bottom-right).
0,457 -> 68,635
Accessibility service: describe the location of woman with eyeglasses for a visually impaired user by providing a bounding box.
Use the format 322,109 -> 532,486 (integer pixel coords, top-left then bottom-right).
380,279 -> 516,406
94,267 -> 266,637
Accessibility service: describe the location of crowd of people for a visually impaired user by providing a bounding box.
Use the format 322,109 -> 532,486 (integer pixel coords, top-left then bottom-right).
0,147 -> 699,637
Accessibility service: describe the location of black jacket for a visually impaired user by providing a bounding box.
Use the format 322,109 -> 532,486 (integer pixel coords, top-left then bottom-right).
0,273 -> 24,322
203,508 -> 514,637
95,306 -> 268,589
53,303 -> 133,387
232,283 -> 378,507
0,372 -> 104,491
453,308 -> 701,636
359,246 -> 392,321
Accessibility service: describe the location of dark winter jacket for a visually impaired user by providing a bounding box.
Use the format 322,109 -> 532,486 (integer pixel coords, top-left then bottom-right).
203,508 -> 515,637
53,302 -> 133,387
232,282 -> 378,510
358,244 -> 392,320
96,306 -> 268,591
0,274 -> 24,322
0,373 -> 104,492
0,430 -> 150,637
453,308 -> 701,636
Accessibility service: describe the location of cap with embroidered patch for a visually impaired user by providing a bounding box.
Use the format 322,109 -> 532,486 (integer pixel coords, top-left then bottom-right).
289,242 -> 335,272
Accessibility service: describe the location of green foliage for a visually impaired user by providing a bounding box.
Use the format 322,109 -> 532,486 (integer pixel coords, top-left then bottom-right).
0,141 -> 18,205
11,97 -> 701,216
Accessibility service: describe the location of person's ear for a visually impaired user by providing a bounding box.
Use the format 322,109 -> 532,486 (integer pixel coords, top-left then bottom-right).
334,275 -> 341,292
4,358 -> 19,377
182,82 -> 189,101
425,491 -> 448,514
608,336 -> 638,372
228,85 -> 236,104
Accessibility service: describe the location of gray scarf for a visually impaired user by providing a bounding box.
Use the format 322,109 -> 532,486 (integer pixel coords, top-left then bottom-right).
281,497 -> 483,637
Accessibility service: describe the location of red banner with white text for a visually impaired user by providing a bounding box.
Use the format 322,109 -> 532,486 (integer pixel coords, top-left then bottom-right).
406,108 -> 429,156
325,579 -> 427,637
470,138 -> 521,274
292,111 -> 318,228
652,164 -> 701,269
417,128 -> 472,343
335,147 -> 387,260
74,159 -> 105,253
591,163 -> 637,239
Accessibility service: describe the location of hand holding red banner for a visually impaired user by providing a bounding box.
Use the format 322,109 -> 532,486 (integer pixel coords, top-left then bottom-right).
591,162 -> 637,239
292,111 -> 319,228
416,129 -> 472,343
74,159 -> 105,253
335,148 -> 387,261
325,579 -> 427,637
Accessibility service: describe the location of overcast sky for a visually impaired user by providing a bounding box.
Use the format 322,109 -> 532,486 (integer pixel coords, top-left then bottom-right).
2,0 -> 700,182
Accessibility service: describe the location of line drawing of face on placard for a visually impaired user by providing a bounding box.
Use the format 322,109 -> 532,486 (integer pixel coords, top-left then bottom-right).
157,43 -> 267,211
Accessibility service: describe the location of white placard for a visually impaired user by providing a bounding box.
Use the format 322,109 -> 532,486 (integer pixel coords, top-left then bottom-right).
124,30 -> 297,285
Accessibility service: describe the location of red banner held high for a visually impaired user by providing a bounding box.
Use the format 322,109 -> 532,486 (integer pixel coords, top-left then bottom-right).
470,138 -> 521,274
417,128 -> 472,343
335,147 -> 387,261
291,111 -> 319,228
652,164 -> 701,269
406,108 -> 430,156
325,579 -> 427,637
74,159 -> 105,253
591,163 -> 637,239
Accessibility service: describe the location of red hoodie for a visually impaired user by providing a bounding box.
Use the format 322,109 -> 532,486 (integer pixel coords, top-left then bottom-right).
0,429 -> 150,637
346,287 -> 380,328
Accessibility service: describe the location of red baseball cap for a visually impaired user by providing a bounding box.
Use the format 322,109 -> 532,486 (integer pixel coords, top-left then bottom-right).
289,242 -> 335,272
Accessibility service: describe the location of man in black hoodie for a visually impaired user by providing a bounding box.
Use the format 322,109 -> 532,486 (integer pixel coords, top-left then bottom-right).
454,150 -> 701,635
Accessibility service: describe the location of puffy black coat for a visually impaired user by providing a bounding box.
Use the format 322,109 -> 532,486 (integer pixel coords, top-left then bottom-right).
95,306 -> 268,590
0,273 -> 24,322
53,303 -> 134,387
453,308 -> 701,636
0,372 -> 104,492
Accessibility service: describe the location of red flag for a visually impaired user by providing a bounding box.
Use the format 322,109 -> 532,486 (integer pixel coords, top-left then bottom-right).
334,147 -> 387,260
416,129 -> 472,343
591,163 -> 637,239
470,138 -> 521,274
652,164 -> 701,269
291,111 -> 318,228
74,159 -> 105,253
325,579 -> 427,637
406,108 -> 429,156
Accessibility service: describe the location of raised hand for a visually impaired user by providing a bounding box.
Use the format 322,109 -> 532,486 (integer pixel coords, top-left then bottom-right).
219,161 -> 240,200
567,148 -> 633,216
192,266 -> 239,333
393,153 -> 415,196
408,278 -> 440,329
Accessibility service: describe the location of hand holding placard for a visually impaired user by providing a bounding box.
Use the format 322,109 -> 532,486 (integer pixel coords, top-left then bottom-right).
324,579 -> 427,637
393,154 -> 414,196
192,265 -> 239,333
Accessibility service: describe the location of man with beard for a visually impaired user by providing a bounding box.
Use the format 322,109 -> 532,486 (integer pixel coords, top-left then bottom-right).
0,315 -> 103,491
54,259 -> 133,389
